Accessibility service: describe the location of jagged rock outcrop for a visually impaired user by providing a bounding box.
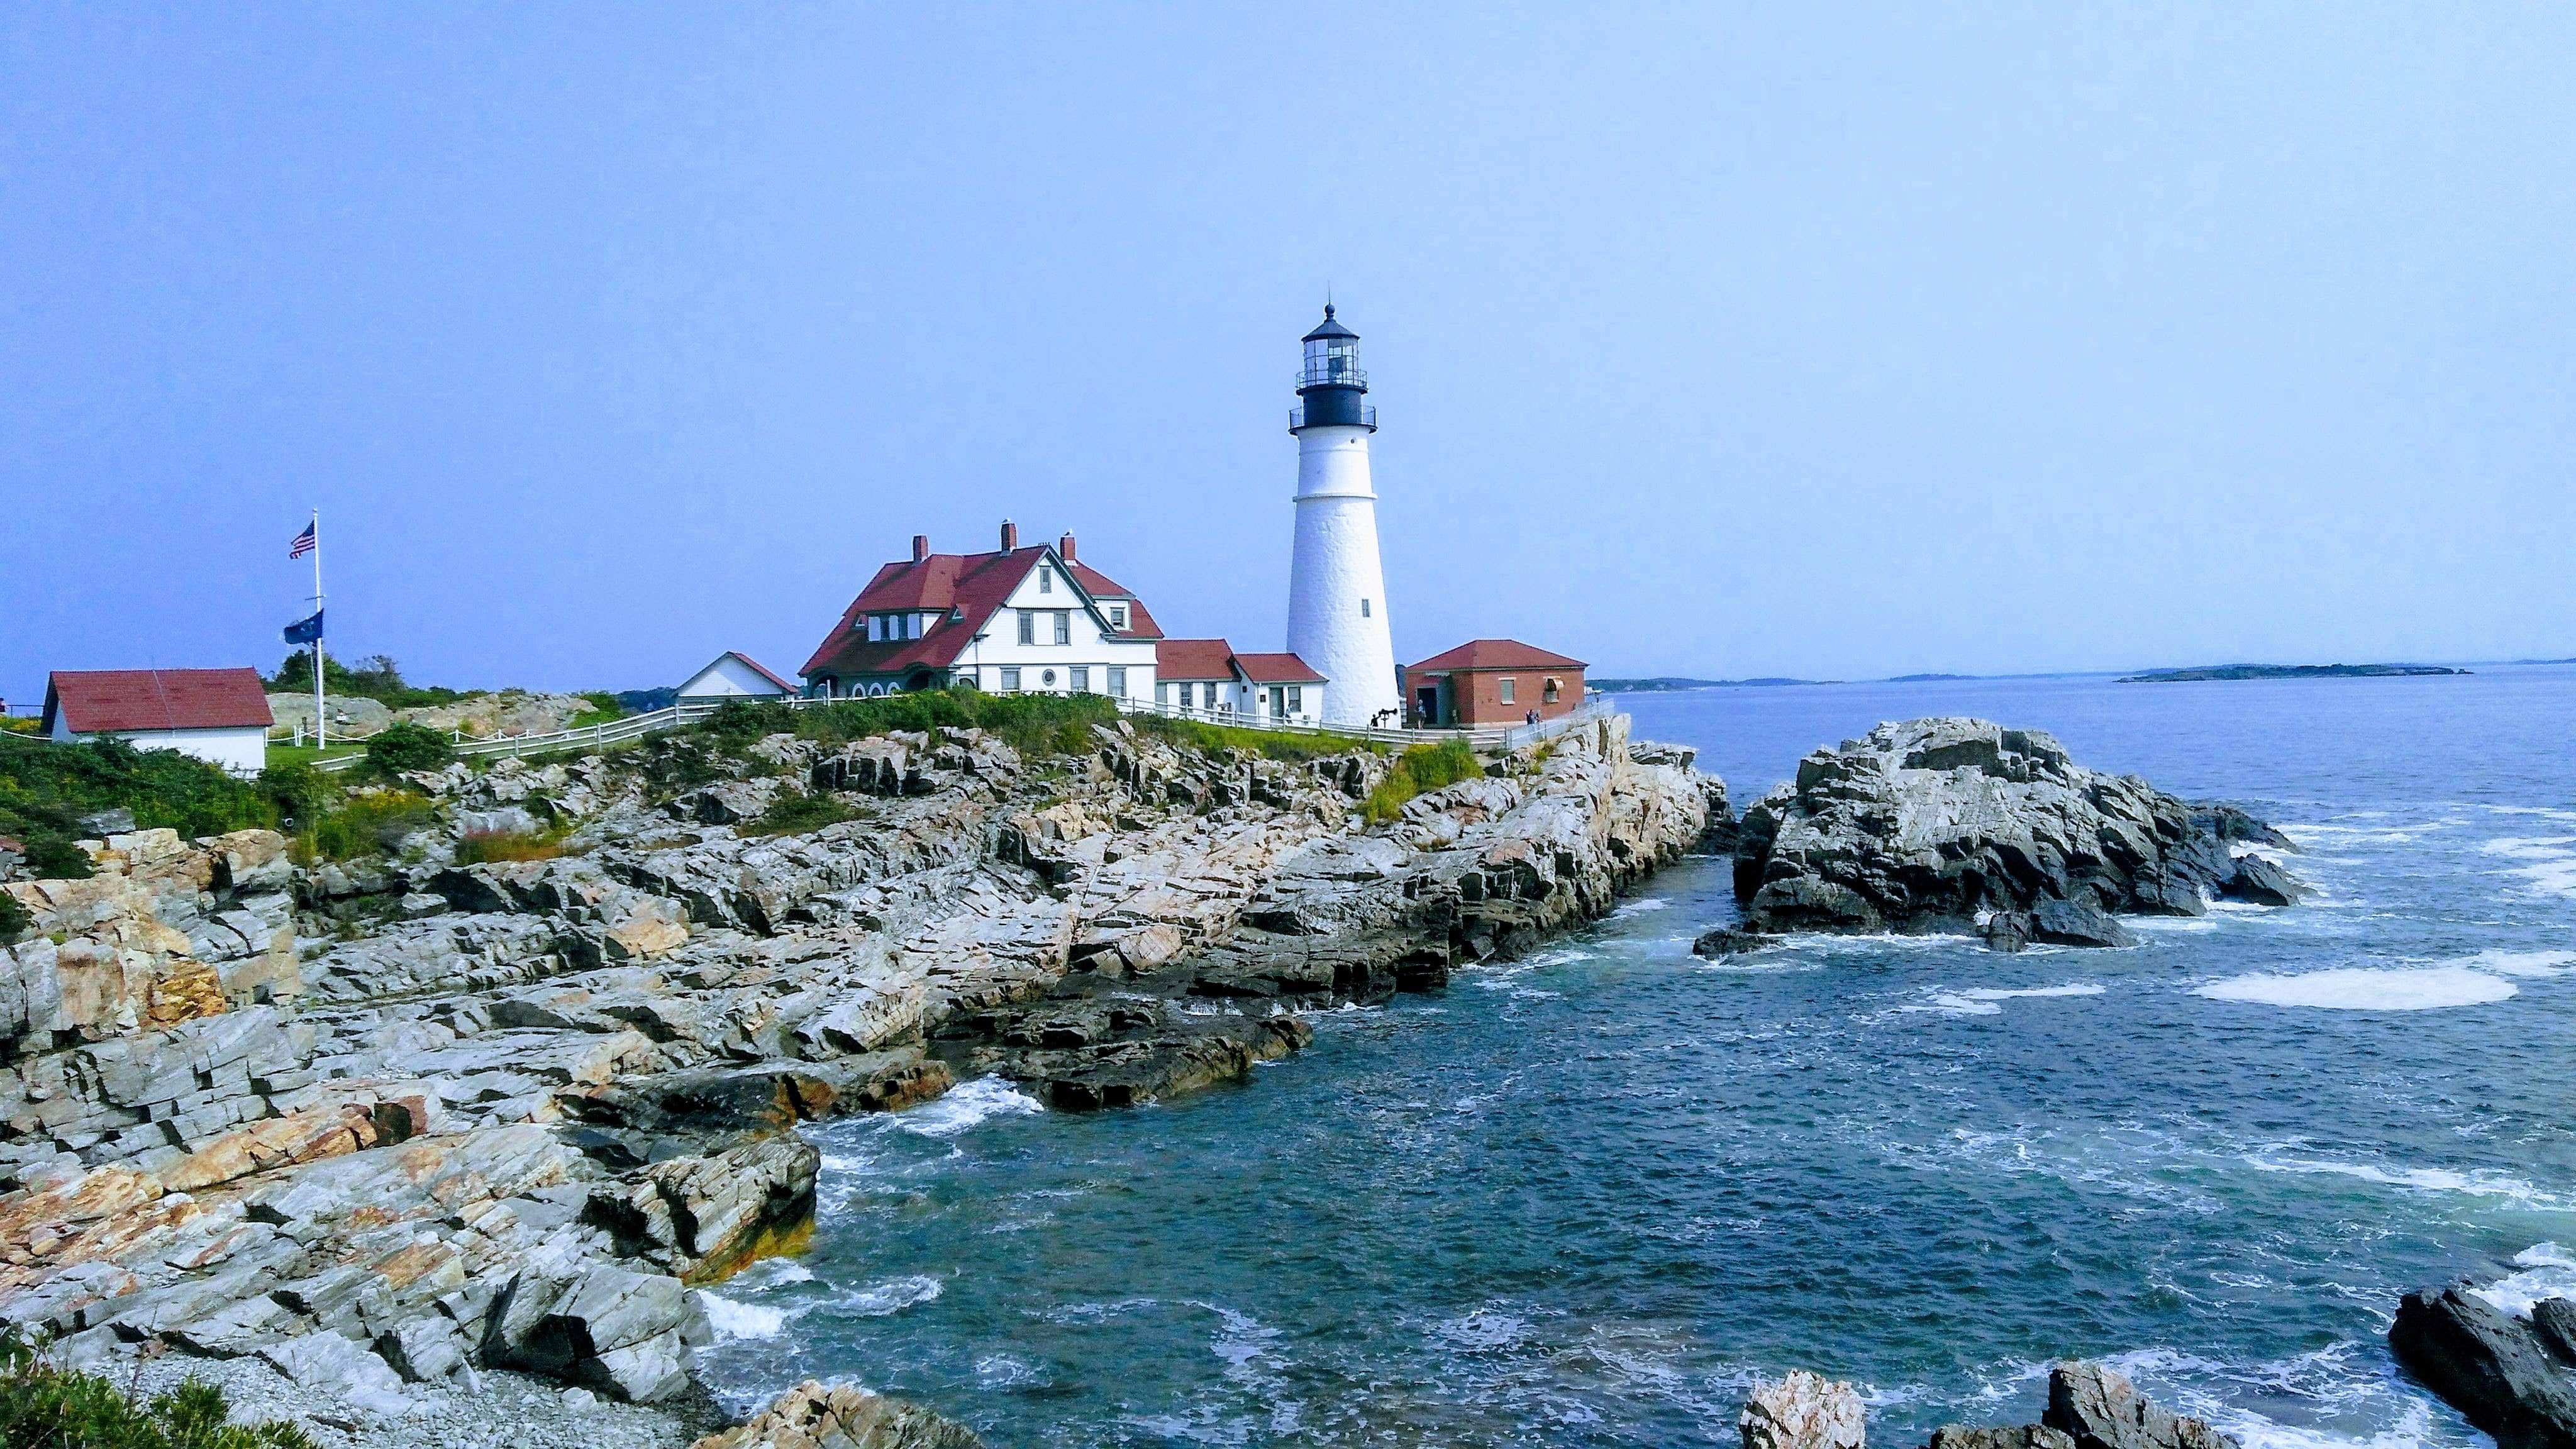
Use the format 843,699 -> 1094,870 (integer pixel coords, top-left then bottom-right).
1721,718 -> 2302,948
1741,1368 -> 1865,1449
0,709 -> 1718,1431
692,1377 -> 985,1449
1922,1362 -> 2236,1449
2390,1282 -> 2576,1449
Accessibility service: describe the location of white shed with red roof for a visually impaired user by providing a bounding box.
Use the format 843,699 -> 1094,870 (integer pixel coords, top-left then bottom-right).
1153,641 -> 1326,724
42,669 -> 275,775
677,652 -> 796,702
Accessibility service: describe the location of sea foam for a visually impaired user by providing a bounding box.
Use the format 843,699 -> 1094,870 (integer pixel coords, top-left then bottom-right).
1907,984 -> 2106,1017
696,1292 -> 787,1341
894,1076 -> 1043,1137
2196,966 -> 2517,1011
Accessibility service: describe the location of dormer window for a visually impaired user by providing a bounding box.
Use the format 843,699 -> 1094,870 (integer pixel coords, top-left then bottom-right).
1109,604 -> 1128,630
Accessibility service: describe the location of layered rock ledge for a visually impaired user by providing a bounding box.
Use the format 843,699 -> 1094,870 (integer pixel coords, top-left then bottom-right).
1708,718 -> 2304,954
1,711 -> 1718,1442
1740,1360 -> 2238,1449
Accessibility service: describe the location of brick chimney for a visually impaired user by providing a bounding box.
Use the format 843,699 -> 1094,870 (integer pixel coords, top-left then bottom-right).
1058,532 -> 1077,562
1000,519 -> 1018,552
911,534 -> 930,563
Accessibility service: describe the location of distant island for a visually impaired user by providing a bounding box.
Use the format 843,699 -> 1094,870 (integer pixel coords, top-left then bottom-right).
1594,676 -> 1831,691
1884,673 -> 1978,682
2118,663 -> 2470,684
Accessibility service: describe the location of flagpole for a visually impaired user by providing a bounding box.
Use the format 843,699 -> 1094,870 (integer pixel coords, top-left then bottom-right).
311,509 -> 325,750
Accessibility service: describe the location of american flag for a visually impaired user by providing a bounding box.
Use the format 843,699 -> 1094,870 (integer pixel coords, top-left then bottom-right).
289,521 -> 316,558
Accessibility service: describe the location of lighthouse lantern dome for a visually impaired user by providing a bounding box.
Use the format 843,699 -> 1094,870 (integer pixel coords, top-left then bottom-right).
1299,306 -> 1365,392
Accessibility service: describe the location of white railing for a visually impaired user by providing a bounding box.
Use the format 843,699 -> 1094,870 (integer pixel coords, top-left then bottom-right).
311,692 -> 1609,772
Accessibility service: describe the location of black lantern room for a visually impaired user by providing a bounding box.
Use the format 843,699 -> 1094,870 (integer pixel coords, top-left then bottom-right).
1291,305 -> 1377,431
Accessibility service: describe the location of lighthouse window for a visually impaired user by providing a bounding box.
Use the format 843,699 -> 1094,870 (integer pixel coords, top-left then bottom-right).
1360,598 -> 1372,618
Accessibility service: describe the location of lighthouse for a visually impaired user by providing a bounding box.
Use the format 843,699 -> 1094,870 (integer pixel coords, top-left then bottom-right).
1285,306 -> 1402,728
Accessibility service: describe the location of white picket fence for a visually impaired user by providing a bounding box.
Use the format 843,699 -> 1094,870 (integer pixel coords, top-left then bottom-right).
311,692 -> 1607,772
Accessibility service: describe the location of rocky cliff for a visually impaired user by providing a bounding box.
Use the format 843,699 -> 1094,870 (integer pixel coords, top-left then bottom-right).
0,711 -> 1718,1441
1717,718 -> 2304,952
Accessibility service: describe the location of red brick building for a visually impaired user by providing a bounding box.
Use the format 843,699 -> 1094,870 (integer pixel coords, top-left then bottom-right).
1404,640 -> 1587,728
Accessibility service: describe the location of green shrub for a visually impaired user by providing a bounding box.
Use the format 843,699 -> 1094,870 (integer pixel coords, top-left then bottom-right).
453,826 -> 572,864
0,735 -> 274,867
255,761 -> 333,830
267,651 -> 467,710
1362,738 -> 1487,824
0,1323 -> 317,1448
363,722 -> 454,779
1131,713 -> 1382,763
0,890 -> 27,947
694,689 -> 1122,762
297,791 -> 437,862
753,790 -> 863,836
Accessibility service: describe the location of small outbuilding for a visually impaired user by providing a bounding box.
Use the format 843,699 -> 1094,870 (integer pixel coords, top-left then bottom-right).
42,669 -> 275,775
1404,640 -> 1587,728
1152,640 -> 1326,724
677,652 -> 796,702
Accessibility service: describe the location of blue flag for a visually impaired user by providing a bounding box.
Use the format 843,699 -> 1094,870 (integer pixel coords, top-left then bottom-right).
282,609 -> 324,645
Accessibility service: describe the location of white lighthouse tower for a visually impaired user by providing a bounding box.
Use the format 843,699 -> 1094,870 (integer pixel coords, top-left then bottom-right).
1285,306 -> 1401,727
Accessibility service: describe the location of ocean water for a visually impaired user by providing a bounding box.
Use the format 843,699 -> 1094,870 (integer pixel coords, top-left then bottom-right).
694,666 -> 2576,1448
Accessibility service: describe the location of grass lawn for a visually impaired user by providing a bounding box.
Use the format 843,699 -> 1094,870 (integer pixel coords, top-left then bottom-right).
265,740 -> 370,770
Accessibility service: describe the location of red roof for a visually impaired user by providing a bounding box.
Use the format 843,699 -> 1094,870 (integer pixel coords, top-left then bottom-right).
44,669 -> 275,735
801,542 -> 1162,682
1232,652 -> 1324,684
1155,639 -> 1239,682
1407,639 -> 1587,673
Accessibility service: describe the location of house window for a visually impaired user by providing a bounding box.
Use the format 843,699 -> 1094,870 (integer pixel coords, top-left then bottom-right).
1287,686 -> 1302,713
1178,682 -> 1194,709
1070,667 -> 1090,692
1156,681 -> 1169,706
1360,598 -> 1371,618
909,614 -> 925,639
1000,667 -> 1021,691
1107,666 -> 1126,696
1039,569 -> 1052,594
1109,604 -> 1128,629
867,616 -> 883,643
1543,677 -> 1561,703
1042,669 -> 1057,689
1053,611 -> 1071,645
1017,611 -> 1035,645
1499,678 -> 1516,704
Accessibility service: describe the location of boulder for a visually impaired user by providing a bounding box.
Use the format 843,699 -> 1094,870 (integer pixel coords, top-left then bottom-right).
1728,719 -> 2301,948
1740,1369 -> 1865,1449
1692,926 -> 1782,960
693,1378 -> 986,1449
2219,855 -> 2307,908
2389,1283 -> 2576,1449
2044,1361 -> 2237,1449
1929,1430 -> 2077,1449
2534,1298 -> 2576,1363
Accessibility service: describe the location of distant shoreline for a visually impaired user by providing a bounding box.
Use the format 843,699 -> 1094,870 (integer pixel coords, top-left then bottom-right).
2117,663 -> 2470,684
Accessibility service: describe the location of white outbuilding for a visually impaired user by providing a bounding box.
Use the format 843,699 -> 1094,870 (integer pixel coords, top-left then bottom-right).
42,669 -> 275,776
677,652 -> 797,702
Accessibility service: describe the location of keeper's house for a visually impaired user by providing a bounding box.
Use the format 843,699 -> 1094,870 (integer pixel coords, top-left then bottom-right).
1404,640 -> 1586,728
42,669 -> 274,775
802,523 -> 1164,700
1155,640 -> 1326,724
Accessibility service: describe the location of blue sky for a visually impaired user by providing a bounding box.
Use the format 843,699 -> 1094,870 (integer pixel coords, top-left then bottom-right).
4,5 -> 2571,704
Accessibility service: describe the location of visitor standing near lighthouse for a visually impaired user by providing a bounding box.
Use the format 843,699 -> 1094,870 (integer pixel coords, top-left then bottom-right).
1285,306 -> 1402,727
